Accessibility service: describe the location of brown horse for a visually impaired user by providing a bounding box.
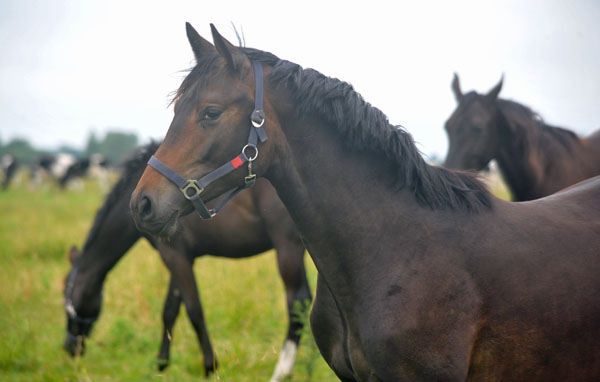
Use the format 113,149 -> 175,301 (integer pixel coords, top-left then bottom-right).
64,142 -> 311,381
130,23 -> 600,381
445,74 -> 600,200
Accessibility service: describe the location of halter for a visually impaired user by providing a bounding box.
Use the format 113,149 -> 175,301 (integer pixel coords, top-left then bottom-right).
64,266 -> 100,332
147,61 -> 268,219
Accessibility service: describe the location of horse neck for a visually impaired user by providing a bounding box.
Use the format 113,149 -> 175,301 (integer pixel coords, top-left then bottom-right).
75,189 -> 142,297
265,115 -> 425,301
493,110 -> 554,201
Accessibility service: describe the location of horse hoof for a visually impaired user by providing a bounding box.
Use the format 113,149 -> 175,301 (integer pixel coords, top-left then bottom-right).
204,358 -> 218,376
157,358 -> 169,371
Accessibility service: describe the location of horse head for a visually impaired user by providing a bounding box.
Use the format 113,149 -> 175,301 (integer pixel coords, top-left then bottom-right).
444,73 -> 504,171
63,246 -> 102,357
130,24 -> 280,236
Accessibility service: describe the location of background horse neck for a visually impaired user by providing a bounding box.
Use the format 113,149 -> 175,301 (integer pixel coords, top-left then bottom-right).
74,176 -> 144,294
495,101 -> 598,200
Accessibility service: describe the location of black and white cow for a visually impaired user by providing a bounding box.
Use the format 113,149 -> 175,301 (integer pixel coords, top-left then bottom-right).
1,154 -> 19,190
31,153 -> 110,190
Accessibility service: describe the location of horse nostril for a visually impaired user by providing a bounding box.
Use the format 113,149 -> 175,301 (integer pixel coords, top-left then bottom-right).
139,195 -> 153,221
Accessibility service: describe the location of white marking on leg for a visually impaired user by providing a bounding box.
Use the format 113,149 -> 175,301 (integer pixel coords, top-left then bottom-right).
270,339 -> 298,382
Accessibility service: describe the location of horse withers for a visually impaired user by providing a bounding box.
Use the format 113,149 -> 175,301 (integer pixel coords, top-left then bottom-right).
444,74 -> 600,200
130,23 -> 600,381
64,142 -> 311,381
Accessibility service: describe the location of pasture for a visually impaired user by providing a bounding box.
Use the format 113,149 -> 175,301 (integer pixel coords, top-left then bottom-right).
0,175 -> 336,381
0,171 -> 510,381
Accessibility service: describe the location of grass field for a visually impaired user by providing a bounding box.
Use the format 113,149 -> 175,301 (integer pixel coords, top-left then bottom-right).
0,170 -> 510,382
0,174 -> 336,382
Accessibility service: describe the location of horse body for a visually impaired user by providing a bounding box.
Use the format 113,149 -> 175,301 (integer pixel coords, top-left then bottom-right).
130,24 -> 600,381
65,143 -> 310,381
270,95 -> 600,381
445,74 -> 600,201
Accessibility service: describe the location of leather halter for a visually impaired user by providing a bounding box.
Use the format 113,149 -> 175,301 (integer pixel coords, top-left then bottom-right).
147,61 -> 268,219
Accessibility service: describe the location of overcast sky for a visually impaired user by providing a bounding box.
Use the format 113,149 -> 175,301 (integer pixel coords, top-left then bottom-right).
1,0 -> 599,159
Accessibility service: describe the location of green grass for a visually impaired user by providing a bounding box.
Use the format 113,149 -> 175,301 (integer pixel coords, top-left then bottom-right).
0,175 -> 336,381
0,171 -> 512,382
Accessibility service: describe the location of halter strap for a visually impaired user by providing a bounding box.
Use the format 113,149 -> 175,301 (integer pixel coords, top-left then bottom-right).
147,61 -> 268,220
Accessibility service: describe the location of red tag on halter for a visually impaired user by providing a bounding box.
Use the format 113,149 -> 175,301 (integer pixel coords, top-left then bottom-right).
231,156 -> 244,169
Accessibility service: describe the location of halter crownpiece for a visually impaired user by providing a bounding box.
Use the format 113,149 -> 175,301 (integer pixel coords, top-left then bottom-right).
147,61 -> 268,219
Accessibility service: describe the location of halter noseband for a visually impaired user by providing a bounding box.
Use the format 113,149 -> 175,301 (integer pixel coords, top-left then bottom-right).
147,61 -> 268,219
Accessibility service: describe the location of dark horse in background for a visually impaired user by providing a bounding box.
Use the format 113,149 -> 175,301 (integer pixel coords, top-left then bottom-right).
130,24 -> 600,381
64,142 -> 311,381
445,74 -> 600,201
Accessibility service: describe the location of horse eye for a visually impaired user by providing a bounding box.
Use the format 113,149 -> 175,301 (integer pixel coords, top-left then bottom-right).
202,108 -> 223,122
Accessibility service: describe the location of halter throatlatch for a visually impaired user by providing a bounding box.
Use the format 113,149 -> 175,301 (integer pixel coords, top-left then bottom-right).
147,61 -> 268,219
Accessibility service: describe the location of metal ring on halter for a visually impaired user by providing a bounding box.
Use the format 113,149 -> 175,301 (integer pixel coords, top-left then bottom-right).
181,180 -> 204,200
242,144 -> 259,161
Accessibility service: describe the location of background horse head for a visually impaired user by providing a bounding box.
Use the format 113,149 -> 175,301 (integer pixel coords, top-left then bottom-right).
444,74 -> 504,171
63,245 -> 104,356
444,73 -> 600,200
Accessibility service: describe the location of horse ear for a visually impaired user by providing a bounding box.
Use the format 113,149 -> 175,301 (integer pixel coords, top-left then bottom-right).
210,23 -> 245,72
451,73 -> 463,103
186,22 -> 214,62
69,245 -> 81,265
484,75 -> 504,103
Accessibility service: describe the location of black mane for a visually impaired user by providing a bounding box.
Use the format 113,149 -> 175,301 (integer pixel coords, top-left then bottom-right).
82,141 -> 160,252
498,99 -> 580,154
179,48 -> 491,212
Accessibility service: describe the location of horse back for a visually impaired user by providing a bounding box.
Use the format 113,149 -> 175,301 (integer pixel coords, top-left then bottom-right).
467,178 -> 600,380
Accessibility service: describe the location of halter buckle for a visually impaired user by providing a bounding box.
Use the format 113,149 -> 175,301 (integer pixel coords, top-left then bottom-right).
181,180 -> 204,200
251,109 -> 265,128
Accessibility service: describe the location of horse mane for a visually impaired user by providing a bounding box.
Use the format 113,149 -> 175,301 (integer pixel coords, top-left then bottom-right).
497,99 -> 581,155
178,48 -> 491,212
82,141 -> 160,252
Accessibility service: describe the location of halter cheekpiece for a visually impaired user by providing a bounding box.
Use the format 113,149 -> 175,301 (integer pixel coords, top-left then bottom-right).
147,61 -> 268,219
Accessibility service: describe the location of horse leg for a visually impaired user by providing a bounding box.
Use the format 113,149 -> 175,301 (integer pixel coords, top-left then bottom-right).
311,273 -> 357,381
157,276 -> 182,371
158,247 -> 217,376
270,238 -> 312,382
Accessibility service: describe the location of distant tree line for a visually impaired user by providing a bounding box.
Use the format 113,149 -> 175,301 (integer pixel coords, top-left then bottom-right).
0,130 -> 139,165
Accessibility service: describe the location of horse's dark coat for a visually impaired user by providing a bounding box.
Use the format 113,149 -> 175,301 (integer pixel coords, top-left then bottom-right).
64,142 -> 311,379
445,74 -> 600,200
130,24 -> 600,381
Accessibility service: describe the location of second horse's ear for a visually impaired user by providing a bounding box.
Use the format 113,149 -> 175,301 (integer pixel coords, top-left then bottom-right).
484,75 -> 504,104
210,23 -> 246,72
186,22 -> 215,62
451,73 -> 463,103
69,245 -> 81,265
